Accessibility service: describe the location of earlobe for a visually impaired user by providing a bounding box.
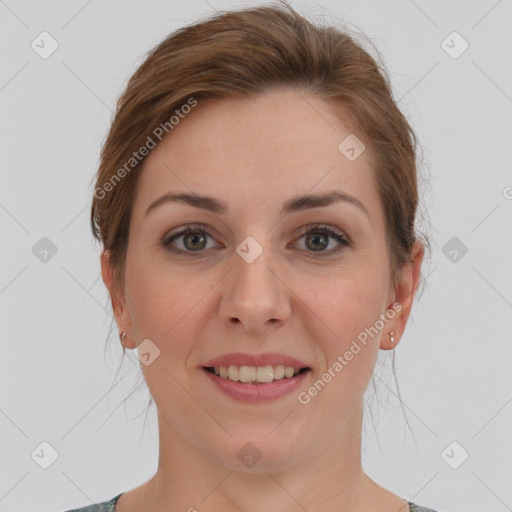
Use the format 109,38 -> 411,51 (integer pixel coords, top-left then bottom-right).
379,310 -> 400,351
380,241 -> 425,351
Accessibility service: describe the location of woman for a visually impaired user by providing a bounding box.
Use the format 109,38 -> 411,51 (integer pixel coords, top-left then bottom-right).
67,2 -> 438,511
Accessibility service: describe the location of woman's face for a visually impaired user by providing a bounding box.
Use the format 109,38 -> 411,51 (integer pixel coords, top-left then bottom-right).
102,88 -> 423,471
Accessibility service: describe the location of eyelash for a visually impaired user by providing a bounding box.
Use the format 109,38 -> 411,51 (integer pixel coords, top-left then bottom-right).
160,223 -> 350,258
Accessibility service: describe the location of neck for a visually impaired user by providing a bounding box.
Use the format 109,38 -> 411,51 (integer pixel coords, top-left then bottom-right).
137,401 -> 387,512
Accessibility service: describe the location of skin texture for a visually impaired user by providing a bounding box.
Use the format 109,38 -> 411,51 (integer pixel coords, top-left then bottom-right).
101,88 -> 424,512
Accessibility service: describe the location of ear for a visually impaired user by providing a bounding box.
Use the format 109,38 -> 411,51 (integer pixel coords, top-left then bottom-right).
100,249 -> 135,348
380,240 -> 425,350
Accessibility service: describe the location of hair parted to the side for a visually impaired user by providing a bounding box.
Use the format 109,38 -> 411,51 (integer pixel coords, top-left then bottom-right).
90,0 -> 431,363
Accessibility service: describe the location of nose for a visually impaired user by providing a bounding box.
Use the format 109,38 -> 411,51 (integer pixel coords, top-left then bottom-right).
218,242 -> 291,333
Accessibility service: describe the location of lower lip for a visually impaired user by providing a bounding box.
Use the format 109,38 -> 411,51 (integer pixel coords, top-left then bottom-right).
202,368 -> 310,402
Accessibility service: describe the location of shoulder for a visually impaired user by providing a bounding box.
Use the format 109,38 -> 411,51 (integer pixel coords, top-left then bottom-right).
63,493 -> 123,512
409,502 -> 441,512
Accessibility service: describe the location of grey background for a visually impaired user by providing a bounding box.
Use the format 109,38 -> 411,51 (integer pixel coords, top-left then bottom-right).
1,1 -> 511,511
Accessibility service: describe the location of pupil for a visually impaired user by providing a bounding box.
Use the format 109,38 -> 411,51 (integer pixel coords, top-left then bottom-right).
185,232 -> 206,250
306,233 -> 327,251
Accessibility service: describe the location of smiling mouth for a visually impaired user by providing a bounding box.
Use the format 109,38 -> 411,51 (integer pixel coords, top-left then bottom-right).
203,365 -> 310,384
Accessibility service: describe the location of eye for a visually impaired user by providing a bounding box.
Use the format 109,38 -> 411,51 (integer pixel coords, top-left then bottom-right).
160,223 -> 350,257
292,224 -> 350,258
161,224 -> 220,256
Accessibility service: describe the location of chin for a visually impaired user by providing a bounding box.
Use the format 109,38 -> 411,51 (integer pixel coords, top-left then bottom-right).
208,434 -> 306,473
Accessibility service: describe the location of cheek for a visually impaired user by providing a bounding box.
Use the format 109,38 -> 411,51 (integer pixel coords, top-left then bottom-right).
299,270 -> 387,405
125,266 -> 204,408
125,247 -> 208,338
301,278 -> 384,417
305,270 -> 388,345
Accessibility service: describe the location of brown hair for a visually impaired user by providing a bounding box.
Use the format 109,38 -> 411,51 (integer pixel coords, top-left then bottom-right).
90,1 -> 430,358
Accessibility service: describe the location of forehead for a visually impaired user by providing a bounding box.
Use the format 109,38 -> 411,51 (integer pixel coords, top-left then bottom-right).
132,89 -> 383,226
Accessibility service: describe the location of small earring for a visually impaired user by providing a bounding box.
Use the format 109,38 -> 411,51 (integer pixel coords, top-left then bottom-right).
390,331 -> 394,344
120,331 -> 127,345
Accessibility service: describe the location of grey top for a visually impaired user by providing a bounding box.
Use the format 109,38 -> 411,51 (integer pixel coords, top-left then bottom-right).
64,493 -> 441,511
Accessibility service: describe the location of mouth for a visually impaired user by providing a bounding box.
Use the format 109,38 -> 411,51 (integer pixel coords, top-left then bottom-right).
203,364 -> 311,384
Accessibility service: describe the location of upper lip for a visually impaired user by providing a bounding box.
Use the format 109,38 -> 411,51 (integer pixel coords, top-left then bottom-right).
202,352 -> 310,369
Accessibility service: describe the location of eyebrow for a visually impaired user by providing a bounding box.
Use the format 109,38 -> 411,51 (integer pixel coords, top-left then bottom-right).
144,190 -> 369,218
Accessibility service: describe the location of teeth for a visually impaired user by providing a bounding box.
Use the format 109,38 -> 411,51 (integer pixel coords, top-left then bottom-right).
284,366 -> 295,378
211,364 -> 304,383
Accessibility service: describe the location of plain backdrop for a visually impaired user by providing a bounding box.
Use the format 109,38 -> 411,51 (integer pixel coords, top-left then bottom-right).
1,1 -> 511,511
